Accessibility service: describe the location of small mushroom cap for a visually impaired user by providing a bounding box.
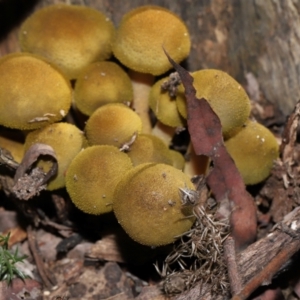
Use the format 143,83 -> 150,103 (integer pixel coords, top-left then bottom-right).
169,149 -> 185,170
225,120 -> 279,185
24,122 -> 85,190
85,103 -> 143,147
66,145 -> 133,215
126,134 -> 173,166
149,77 -> 185,127
112,6 -> 191,75
19,4 -> 115,79
176,69 -> 251,137
74,61 -> 133,116
0,53 -> 72,130
0,130 -> 24,164
113,163 -> 195,246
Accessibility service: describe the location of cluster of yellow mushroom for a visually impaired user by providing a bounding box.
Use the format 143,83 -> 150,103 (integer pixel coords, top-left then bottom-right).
0,3 -> 279,246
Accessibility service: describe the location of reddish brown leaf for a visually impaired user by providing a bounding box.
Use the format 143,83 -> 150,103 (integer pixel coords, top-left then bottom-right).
164,50 -> 257,249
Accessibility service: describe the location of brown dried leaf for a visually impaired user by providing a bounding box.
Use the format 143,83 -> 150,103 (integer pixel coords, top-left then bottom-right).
164,50 -> 257,249
13,143 -> 58,200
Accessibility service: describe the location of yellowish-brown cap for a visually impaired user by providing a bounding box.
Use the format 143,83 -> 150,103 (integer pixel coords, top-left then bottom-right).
149,77 -> 185,127
85,103 -> 143,147
126,134 -> 173,166
0,53 -> 72,130
24,122 -> 85,190
74,61 -> 133,116
225,120 -> 279,185
113,6 -> 191,75
169,149 -> 185,170
19,4 -> 115,79
0,131 -> 24,164
113,163 -> 195,246
176,69 -> 251,138
66,145 -> 133,215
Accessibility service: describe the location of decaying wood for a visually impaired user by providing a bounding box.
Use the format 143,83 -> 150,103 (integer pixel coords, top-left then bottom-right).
223,237 -> 242,295
174,207 -> 300,300
256,100 -> 300,224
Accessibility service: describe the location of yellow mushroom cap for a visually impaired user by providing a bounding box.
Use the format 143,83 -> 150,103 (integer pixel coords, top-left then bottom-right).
0,53 -> 72,130
0,130 -> 24,164
19,4 -> 115,79
126,134 -> 173,166
149,77 -> 185,127
169,149 -> 185,170
176,69 -> 251,137
225,120 -> 279,185
112,6 -> 191,75
85,103 -> 143,147
74,61 -> 133,116
66,145 -> 133,215
113,163 -> 195,246
24,122 -> 85,190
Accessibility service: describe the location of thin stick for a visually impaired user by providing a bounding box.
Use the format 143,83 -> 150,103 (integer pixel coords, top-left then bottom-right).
231,239 -> 300,300
223,236 -> 242,295
27,225 -> 56,289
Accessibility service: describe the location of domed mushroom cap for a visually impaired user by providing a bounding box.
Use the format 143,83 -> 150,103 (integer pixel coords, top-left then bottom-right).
0,131 -> 24,164
19,4 -> 115,79
66,145 -> 133,215
0,53 -> 72,130
225,120 -> 279,185
85,103 -> 143,147
169,149 -> 185,170
112,6 -> 191,75
149,77 -> 185,127
24,122 -> 85,190
176,69 -> 251,137
74,61 -> 133,116
126,134 -> 173,166
113,163 -> 195,246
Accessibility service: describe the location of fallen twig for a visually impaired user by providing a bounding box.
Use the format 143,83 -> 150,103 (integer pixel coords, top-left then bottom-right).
224,236 -> 242,295
27,225 -> 56,289
174,207 -> 300,300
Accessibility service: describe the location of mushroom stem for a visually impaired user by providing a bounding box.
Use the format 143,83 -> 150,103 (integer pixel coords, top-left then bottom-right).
151,121 -> 176,147
129,70 -> 154,134
184,143 -> 210,178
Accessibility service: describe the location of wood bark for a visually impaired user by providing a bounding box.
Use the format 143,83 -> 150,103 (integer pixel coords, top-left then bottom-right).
1,0 -> 299,115
174,207 -> 300,300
